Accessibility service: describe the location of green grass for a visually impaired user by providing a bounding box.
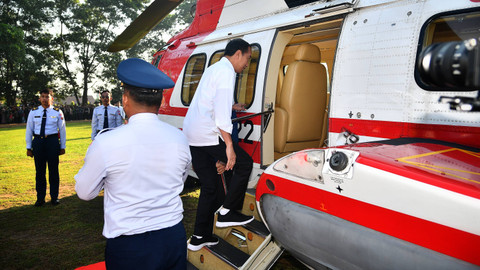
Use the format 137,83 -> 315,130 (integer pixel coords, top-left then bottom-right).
0,121 -> 306,270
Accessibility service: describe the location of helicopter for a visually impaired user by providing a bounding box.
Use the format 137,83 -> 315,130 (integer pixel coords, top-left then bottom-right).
100,0 -> 480,269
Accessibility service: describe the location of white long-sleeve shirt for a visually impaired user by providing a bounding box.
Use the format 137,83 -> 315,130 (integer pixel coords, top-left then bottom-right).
75,113 -> 191,238
183,57 -> 235,146
25,106 -> 66,149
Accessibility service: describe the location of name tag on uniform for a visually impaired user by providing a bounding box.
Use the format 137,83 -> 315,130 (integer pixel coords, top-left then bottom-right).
50,116 -> 57,118
34,116 -> 40,118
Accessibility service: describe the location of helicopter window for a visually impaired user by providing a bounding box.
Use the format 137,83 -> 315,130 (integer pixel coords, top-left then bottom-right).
209,50 -> 224,66
208,45 -> 260,108
235,44 -> 260,108
181,53 -> 206,106
416,9 -> 480,90
420,10 -> 480,49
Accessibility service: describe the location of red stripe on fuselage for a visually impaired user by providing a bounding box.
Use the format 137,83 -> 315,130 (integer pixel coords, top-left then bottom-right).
256,173 -> 480,266
330,118 -> 480,148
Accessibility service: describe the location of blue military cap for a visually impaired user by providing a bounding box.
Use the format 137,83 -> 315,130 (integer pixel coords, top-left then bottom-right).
117,58 -> 175,89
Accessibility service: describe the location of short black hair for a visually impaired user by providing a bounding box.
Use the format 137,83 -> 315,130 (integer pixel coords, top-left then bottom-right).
224,39 -> 251,57
39,89 -> 53,96
123,84 -> 163,108
100,90 -> 110,95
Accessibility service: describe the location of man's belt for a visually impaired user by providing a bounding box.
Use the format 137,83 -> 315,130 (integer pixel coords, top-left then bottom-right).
34,134 -> 58,139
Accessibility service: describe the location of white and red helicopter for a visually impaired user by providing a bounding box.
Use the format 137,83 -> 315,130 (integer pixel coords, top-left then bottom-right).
107,0 -> 480,269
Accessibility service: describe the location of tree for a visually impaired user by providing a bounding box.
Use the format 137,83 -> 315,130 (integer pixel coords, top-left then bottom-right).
0,0 -> 54,107
0,24 -> 25,106
52,0 -> 150,106
97,0 -> 196,105
0,0 -> 197,107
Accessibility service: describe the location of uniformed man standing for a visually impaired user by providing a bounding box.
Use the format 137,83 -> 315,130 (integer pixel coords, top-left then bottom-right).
91,90 -> 122,140
26,89 -> 66,206
75,58 -> 190,270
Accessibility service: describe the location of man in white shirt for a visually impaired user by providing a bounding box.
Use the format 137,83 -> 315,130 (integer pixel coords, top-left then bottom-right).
91,90 -> 122,140
25,89 -> 66,206
183,39 -> 254,251
75,58 -> 191,269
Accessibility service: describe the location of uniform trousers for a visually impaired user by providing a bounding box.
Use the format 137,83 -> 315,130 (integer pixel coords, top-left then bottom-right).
105,221 -> 187,270
32,135 -> 60,201
190,139 -> 253,237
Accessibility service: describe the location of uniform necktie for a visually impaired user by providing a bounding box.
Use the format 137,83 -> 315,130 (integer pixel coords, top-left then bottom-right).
40,109 -> 47,137
103,106 -> 109,129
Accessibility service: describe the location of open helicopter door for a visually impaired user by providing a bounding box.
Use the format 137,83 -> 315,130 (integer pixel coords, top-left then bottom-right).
262,2 -> 355,167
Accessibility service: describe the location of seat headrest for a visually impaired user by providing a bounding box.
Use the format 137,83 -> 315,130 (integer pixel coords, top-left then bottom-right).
294,44 -> 321,63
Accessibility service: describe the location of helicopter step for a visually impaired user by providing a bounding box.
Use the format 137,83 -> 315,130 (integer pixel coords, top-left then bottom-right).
187,189 -> 284,269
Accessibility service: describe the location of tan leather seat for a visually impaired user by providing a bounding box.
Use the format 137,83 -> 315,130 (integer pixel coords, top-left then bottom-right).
274,44 -> 328,160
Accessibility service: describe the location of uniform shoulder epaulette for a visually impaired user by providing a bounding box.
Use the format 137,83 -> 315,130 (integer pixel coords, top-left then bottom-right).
53,107 -> 60,111
33,106 -> 38,110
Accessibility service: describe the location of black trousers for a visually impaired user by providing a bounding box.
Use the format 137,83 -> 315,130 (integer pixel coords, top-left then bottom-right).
105,222 -> 187,270
32,136 -> 60,201
190,139 -> 253,237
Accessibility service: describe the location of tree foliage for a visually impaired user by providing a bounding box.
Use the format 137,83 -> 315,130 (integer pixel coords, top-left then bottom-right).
0,0 -> 54,106
52,0 -> 151,105
0,0 -> 197,107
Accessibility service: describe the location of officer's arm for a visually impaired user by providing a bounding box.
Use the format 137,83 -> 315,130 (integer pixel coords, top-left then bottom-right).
58,109 -> 67,151
115,108 -> 122,127
91,108 -> 98,140
25,110 -> 34,156
75,143 -> 106,200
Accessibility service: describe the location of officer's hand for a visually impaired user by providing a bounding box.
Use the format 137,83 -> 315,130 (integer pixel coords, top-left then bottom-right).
225,145 -> 236,171
26,149 -> 33,158
216,161 -> 226,174
59,149 -> 65,155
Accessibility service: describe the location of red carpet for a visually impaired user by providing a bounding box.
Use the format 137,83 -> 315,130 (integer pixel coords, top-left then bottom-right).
75,261 -> 105,270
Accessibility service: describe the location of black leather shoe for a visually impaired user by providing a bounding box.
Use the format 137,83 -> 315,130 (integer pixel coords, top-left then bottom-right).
51,199 -> 60,206
34,200 -> 45,207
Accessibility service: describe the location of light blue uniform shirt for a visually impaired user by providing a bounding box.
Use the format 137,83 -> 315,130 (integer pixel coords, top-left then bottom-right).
91,105 -> 123,140
25,106 -> 66,149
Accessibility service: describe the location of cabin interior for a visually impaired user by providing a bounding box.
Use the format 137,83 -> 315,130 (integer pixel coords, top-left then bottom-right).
267,18 -> 342,163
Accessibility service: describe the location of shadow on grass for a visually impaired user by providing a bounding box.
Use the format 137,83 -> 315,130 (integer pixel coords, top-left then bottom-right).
0,182 -> 307,270
0,195 -> 105,270
67,137 -> 92,142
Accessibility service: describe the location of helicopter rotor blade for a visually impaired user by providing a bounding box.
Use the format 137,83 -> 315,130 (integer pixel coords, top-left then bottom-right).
107,0 -> 183,52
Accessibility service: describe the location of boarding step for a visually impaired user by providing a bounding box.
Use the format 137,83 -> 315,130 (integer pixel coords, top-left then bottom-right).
188,235 -> 249,270
214,218 -> 269,255
241,189 -> 261,221
187,188 -> 284,270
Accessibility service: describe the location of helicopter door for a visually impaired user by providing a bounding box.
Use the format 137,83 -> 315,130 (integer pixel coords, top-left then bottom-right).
263,17 -> 344,164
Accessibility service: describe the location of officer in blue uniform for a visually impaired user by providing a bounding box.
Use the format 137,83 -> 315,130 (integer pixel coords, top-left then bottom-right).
26,89 -> 66,206
75,58 -> 190,270
91,90 -> 122,140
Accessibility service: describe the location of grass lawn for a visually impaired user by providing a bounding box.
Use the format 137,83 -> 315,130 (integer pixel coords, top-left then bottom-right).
0,121 -> 306,270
